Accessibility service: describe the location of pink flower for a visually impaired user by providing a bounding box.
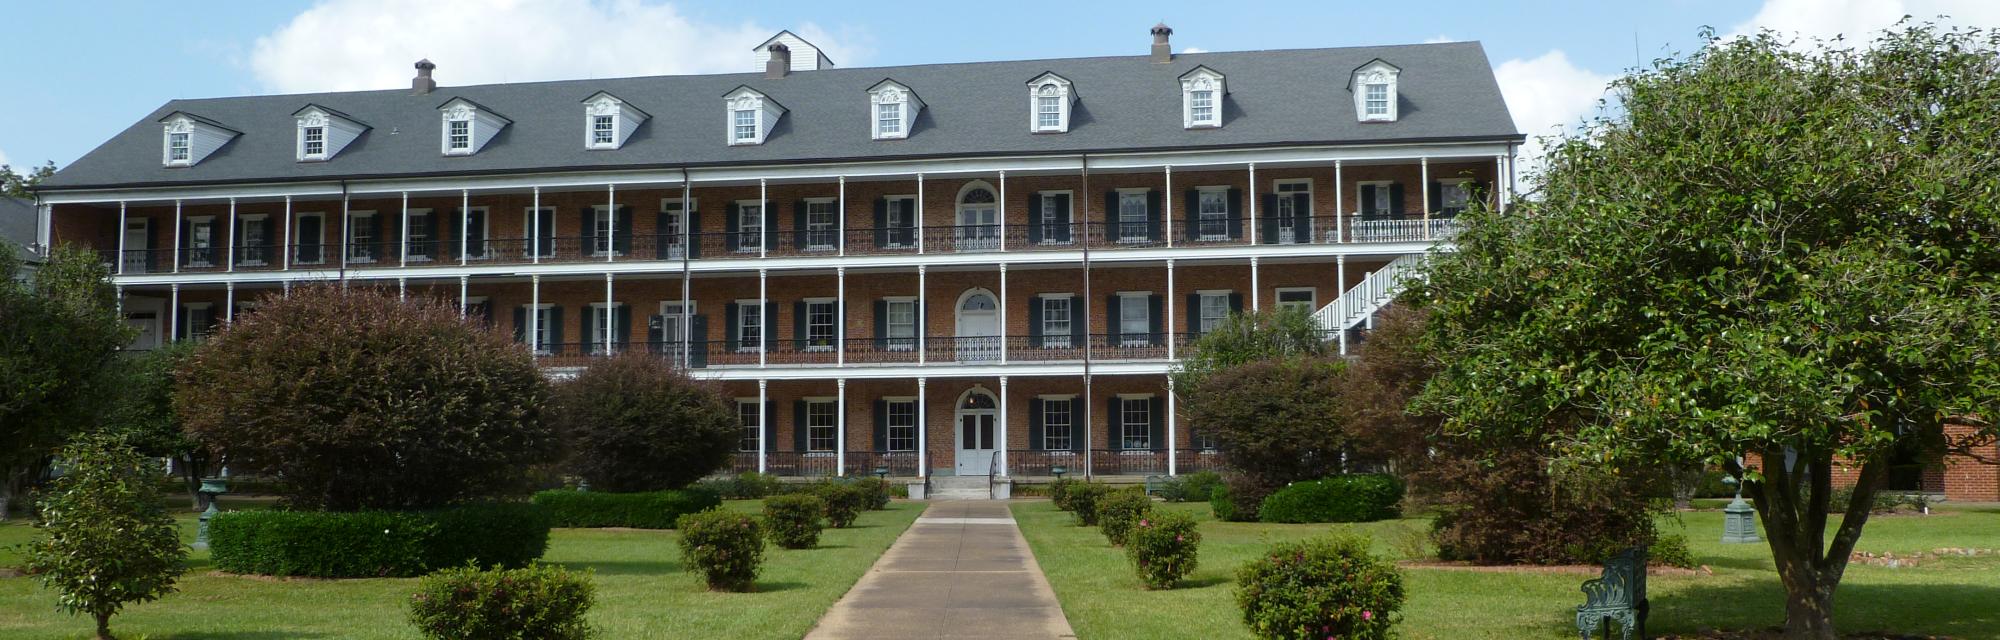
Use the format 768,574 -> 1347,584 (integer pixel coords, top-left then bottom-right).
1175,535 -> 1184,542
1362,610 -> 1374,621
1139,519 -> 1150,527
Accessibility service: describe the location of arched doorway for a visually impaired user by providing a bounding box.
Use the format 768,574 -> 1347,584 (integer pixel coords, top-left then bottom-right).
955,288 -> 1000,361
956,182 -> 1000,251
954,387 -> 999,476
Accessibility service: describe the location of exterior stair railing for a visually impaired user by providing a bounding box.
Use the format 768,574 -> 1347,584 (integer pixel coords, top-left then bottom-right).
1310,253 -> 1425,354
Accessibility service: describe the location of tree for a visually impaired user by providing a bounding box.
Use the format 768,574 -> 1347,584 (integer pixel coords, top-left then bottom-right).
176,285 -> 558,511
26,434 -> 188,640
103,342 -> 217,511
1171,306 -> 1328,394
1174,308 -> 1343,520
1412,25 -> 2000,638
1,161 -> 57,199
0,245 -> 130,519
551,353 -> 738,492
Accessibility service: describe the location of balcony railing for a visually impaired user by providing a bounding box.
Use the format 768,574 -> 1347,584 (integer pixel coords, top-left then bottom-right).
721,449 -> 1217,478
554,334 -> 1195,369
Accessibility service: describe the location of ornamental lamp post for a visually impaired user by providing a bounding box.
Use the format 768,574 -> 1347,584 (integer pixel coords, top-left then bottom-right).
193,476 -> 229,550
1050,465 -> 1068,480
1721,472 -> 1760,544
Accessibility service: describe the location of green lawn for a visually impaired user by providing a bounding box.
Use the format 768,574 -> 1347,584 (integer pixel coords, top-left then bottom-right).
1013,500 -> 2000,640
0,499 -> 920,639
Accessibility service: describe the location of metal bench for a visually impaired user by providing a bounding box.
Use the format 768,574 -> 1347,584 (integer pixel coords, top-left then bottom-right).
1143,474 -> 1168,496
1575,546 -> 1648,640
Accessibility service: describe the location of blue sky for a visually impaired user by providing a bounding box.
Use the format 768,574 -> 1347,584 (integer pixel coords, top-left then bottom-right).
2,0 -> 1993,173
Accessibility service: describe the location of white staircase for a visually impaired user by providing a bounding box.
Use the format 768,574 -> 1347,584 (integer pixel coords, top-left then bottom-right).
1310,253 -> 1424,354
928,475 -> 994,500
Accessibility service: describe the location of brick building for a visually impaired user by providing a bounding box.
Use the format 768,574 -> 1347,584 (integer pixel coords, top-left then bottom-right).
34,26 -> 1531,482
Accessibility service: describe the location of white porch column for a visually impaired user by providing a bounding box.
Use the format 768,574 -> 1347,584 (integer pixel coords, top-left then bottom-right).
837,176 -> 847,257
398,278 -> 407,301
1167,376 -> 1178,476
836,378 -> 848,475
1165,258 -> 1176,360
114,285 -> 123,317
998,375 -> 1009,477
281,196 -> 292,271
399,192 -> 410,267
458,275 -> 469,318
999,263 -> 1008,364
340,193 -> 351,274
224,282 -> 235,325
1250,256 -> 1261,311
758,179 -> 769,259
226,198 -> 237,272
1334,161 -> 1344,243
1164,166 -> 1174,247
605,184 -> 617,263
998,170 -> 1007,253
282,280 -> 291,298
531,187 -> 542,264
917,265 -> 928,365
1421,158 -> 1432,240
916,377 -> 928,478
172,200 -> 182,274
916,173 -> 926,255
836,267 -> 846,366
530,275 -> 542,355
758,268 -> 768,368
459,189 -> 470,266
168,284 -> 180,341
1337,255 -> 1348,355
604,273 -> 616,355
1495,155 -> 1509,213
1247,163 -> 1258,245
758,379 -> 769,474
115,202 -> 127,275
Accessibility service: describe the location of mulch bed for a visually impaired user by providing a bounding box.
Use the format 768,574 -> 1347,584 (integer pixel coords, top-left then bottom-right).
1397,560 -> 1712,577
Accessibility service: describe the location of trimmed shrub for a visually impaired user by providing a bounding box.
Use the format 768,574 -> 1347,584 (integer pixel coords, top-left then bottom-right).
409,563 -> 594,640
693,472 -> 786,500
677,508 -> 765,592
1649,533 -> 1697,569
210,504 -> 553,578
815,483 -> 868,528
1068,483 -> 1113,526
531,488 -> 722,529
1209,484 -> 1239,522
1211,473 -> 1278,523
1161,471 -> 1224,503
1257,475 -> 1404,524
1127,509 -> 1202,589
1048,478 -> 1081,511
1236,534 -> 1404,640
764,494 -> 826,549
24,435 -> 187,640
176,285 -> 556,511
1096,490 -> 1154,547
552,354 -> 739,492
423,503 -> 552,570
850,477 -> 893,510
1427,449 -> 1662,566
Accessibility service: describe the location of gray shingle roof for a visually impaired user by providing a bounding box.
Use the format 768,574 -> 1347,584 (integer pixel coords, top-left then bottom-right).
0,197 -> 37,257
41,42 -> 1519,191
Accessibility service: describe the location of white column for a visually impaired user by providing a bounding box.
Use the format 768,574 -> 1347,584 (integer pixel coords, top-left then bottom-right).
837,378 -> 848,476
531,187 -> 542,265
1421,157 -> 1431,240
282,196 -> 292,271
399,192 -> 410,267
916,377 -> 928,478
681,180 -> 694,369
1495,155 -> 1509,213
530,275 -> 542,355
226,198 -> 237,272
114,285 -> 123,317
458,275 -> 468,318
917,265 -> 928,365
340,193 -> 351,273
836,266 -> 846,366
459,189 -> 470,266
398,277 -> 406,301
172,200 -> 182,274
998,170 -> 1007,253
224,282 -> 235,325
837,176 -> 847,257
999,263 -> 1008,364
1250,256 -> 1261,311
1334,161 -> 1345,244
1337,255 -> 1349,355
606,184 -> 616,263
115,202 -> 127,275
758,268 -> 768,368
757,379 -> 769,474
168,284 -> 180,341
916,173 -> 926,255
1164,166 -> 1175,247
1167,377 -> 1178,476
604,273 -> 616,355
282,280 -> 291,298
1166,258 -> 1176,360
1247,163 -> 1258,245
758,179 -> 768,259
998,375 -> 1009,477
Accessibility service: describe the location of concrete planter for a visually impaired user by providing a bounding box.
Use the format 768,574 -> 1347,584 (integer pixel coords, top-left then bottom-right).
906,482 -> 926,500
992,479 -> 1012,500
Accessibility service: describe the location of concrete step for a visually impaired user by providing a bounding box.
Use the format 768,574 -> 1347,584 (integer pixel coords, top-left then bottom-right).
923,475 -> 999,500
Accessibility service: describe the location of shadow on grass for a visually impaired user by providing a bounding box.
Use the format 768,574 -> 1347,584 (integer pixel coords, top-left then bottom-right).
749,580 -> 809,593
1177,575 -> 1232,589
554,560 -> 682,576
153,633 -> 330,639
1649,579 -> 2000,637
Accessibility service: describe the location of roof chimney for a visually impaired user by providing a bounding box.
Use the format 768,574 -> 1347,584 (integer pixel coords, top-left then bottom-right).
1151,23 -> 1173,63
765,44 -> 791,79
412,59 -> 437,95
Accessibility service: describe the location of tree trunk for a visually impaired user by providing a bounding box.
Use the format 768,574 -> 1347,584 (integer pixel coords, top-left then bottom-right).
179,455 -> 205,511
0,466 -> 20,521
1780,577 -> 1839,640
94,611 -> 113,639
1750,448 -> 1887,640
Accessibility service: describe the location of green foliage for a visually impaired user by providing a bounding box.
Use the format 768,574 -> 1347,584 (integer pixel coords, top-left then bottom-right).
849,477 -> 893,510
101,342 -> 214,509
422,503 -> 553,571
408,563 -> 595,640
1159,471 -> 1223,503
1067,483 -> 1112,526
1649,534 -> 1697,570
529,488 -> 721,529
813,483 -> 868,528
553,354 -> 738,492
676,508 -> 765,592
694,472 -> 787,499
1094,489 -> 1153,547
1236,534 -> 1404,640
1171,306 -> 1329,395
1126,509 -> 1201,590
1209,484 -> 1240,523
1427,450 -> 1661,566
762,493 -> 826,549
25,434 -> 186,639
0,160 -> 56,199
1048,478 -> 1081,511
1256,475 -> 1404,524
176,285 -> 557,511
210,504 -> 549,578
1,246 -> 130,517
1210,474 -> 1278,523
1180,358 -> 1350,492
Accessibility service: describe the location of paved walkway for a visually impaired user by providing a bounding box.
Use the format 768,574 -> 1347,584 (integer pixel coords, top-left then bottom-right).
804,500 -> 1077,640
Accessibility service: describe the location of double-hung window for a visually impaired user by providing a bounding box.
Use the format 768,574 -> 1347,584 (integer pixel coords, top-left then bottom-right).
877,102 -> 902,137
805,300 -> 836,350
1188,90 -> 1215,125
1365,84 -> 1390,118
660,200 -> 687,258
186,217 -> 215,267
885,400 -> 917,452
593,209 -> 615,255
806,400 -> 837,452
1198,293 -> 1231,334
447,119 -> 471,152
1117,192 -> 1148,242
523,306 -> 556,354
736,203 -> 763,252
733,109 -> 757,143
1276,288 -> 1316,313
737,401 -> 762,451
185,304 -> 214,342
884,197 -> 913,248
885,299 -> 917,351
1042,398 -> 1073,451
1439,180 -> 1471,217
302,126 -> 325,158
348,213 -> 376,262
737,302 -> 763,352
1120,397 -> 1152,450
591,115 -> 615,146
806,200 -> 837,250
1119,292 -> 1150,347
1040,296 -> 1072,348
238,215 -> 268,265
1036,95 -> 1062,130
168,133 -> 190,163
1039,194 -> 1068,244
1198,189 -> 1229,240
408,211 -> 433,260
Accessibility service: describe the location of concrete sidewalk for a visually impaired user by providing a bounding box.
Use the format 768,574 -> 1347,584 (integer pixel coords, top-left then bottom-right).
803,500 -> 1077,640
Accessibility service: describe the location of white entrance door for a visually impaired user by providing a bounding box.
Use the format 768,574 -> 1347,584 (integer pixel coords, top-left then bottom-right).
125,312 -> 161,351
658,301 -> 690,361
955,291 -> 999,361
955,390 -> 999,476
122,219 -> 149,274
957,186 -> 1000,251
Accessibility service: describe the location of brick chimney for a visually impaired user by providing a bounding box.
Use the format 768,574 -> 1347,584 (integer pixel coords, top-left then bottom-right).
1151,23 -> 1173,63
412,59 -> 437,95
765,44 -> 791,79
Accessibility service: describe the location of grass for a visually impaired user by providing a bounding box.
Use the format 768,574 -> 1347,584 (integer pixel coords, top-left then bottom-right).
0,499 -> 920,639
1013,500 -> 2000,640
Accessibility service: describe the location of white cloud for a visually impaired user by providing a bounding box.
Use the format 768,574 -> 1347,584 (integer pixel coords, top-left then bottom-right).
250,0 -> 870,94
1492,50 -> 1616,183
1728,0 -> 2000,43
1423,35 -> 1459,44
1180,47 -> 1208,54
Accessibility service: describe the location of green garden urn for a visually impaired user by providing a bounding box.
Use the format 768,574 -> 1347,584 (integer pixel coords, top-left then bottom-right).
194,477 -> 229,550
1720,475 -> 1760,544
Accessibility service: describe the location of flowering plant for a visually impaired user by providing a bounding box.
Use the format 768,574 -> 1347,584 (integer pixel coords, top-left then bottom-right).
676,508 -> 765,592
1125,509 -> 1201,589
1235,534 -> 1403,639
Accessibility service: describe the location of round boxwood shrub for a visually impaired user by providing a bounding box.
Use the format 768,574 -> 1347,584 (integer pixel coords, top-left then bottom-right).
209,504 -> 552,578
530,488 -> 722,529
409,563 -> 594,640
423,503 -> 552,570
764,494 -> 826,549
1096,489 -> 1154,547
677,508 -> 765,592
1257,475 -> 1404,524
1236,534 -> 1405,640
815,483 -> 868,528
1068,483 -> 1113,526
1127,509 -> 1202,589
551,354 -> 739,492
176,285 -> 557,511
850,477 -> 893,510
1048,478 -> 1081,511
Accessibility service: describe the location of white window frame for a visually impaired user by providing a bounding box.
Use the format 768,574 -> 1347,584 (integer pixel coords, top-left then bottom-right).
1039,294 -> 1073,348
1036,190 -> 1073,245
1276,287 -> 1317,312
1180,68 -> 1225,129
1273,179 -> 1314,242
735,200 -> 764,253
1028,76 -> 1072,133
1188,90 -> 1216,126
167,132 -> 192,164
524,303 -> 557,355
589,114 -> 617,148
347,211 -> 378,263
404,209 -> 434,262
805,198 -> 838,250
883,196 -> 915,248
805,398 -> 838,453
658,198 -> 694,258
884,297 -> 917,352
1437,178 -> 1472,215
184,302 -> 215,342
1197,290 -> 1232,334
876,101 -> 902,138
1117,189 -> 1149,244
237,213 -> 270,266
185,216 -> 216,267
804,298 -> 837,351
884,397 -> 918,452
523,206 -> 558,259
1119,395 -> 1153,450
300,126 -> 326,160
587,301 -> 626,355
294,212 -> 326,265
736,399 -> 763,452
1118,291 -> 1151,347
1358,180 -> 1395,218
1196,186 -> 1230,240
1040,395 -> 1076,451
736,299 -> 764,352
1365,83 -> 1390,118
445,118 -> 472,154
732,108 -> 759,144
1352,62 -> 1401,122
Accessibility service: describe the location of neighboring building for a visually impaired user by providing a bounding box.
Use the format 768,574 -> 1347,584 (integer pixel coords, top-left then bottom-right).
37,26 -> 1527,481
1,196 -> 42,280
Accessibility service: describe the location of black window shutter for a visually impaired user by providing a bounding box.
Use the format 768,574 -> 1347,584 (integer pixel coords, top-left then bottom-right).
873,198 -> 889,247
145,223 -> 160,270
366,214 -> 381,259
1027,297 -> 1043,341
1229,292 -> 1244,314
581,207 -> 598,254
615,305 -> 631,347
1103,191 -> 1120,241
1106,396 -> 1122,451
1292,193 -> 1311,240
764,304 -> 778,347
647,313 -> 664,349
1185,293 -> 1200,336
420,212 -> 438,258
1360,185 -> 1379,220
1069,297 -> 1085,347
1150,396 -> 1166,451
763,201 -> 780,250
614,207 -> 633,253
1146,190 -> 1163,241
1260,194 -> 1279,244
873,300 -> 888,345
724,302 -> 739,351
1027,193 -> 1044,244
513,307 -> 528,343
793,400 -> 809,452
763,400 -> 776,450
1388,183 -> 1406,216
583,306 -> 598,351
1070,402 -> 1084,452
794,300 -> 808,349
1054,193 -> 1073,242
1184,189 -> 1200,233
1469,180 -> 1490,211
1427,181 -> 1443,213
685,209 -> 702,258
1226,188 -> 1244,239
792,200 -> 808,249
1028,398 -> 1045,451
1105,294 -> 1122,344
549,306 -> 565,350
725,203 -> 740,251
690,315 -> 709,368
259,217 -> 276,258
1148,295 -> 1164,346
655,208 -> 673,259
874,400 -> 889,453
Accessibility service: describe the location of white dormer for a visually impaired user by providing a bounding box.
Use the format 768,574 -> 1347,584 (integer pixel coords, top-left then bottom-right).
436,97 -> 510,156
867,79 -> 923,141
753,30 -> 835,72
158,112 -> 239,167
291,104 -> 368,162
1349,59 -> 1401,123
1027,72 -> 1076,134
581,91 -> 649,150
723,86 -> 785,146
1178,66 -> 1226,129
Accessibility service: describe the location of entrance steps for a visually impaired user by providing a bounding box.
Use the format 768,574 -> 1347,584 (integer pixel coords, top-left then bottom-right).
928,475 -> 996,500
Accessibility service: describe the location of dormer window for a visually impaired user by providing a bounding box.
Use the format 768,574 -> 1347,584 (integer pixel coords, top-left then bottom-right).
168,133 -> 191,163
437,97 -> 510,156
1026,72 -> 1075,133
158,111 -> 240,167
1178,66 -> 1226,129
1349,59 -> 1402,122
580,91 -> 647,150
866,79 -> 922,141
722,86 -> 784,146
447,119 -> 471,151
292,105 -> 368,162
